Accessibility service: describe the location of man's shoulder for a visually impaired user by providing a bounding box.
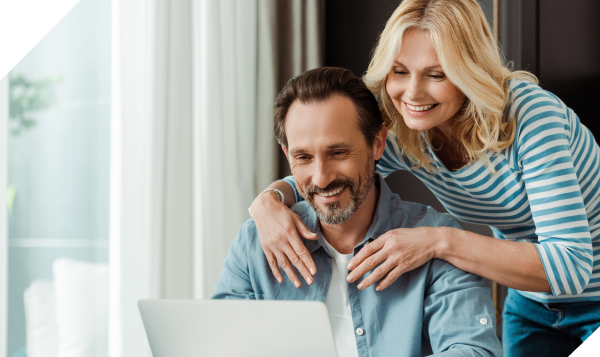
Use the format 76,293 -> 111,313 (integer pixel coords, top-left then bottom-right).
232,218 -> 261,250
388,194 -> 461,230
290,201 -> 317,226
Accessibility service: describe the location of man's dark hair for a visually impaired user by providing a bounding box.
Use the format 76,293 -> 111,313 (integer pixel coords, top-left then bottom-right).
274,67 -> 384,148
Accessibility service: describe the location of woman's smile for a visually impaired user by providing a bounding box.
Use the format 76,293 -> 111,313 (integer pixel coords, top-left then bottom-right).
403,101 -> 439,116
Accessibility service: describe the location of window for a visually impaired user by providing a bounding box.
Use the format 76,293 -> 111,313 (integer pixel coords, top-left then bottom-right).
5,0 -> 111,356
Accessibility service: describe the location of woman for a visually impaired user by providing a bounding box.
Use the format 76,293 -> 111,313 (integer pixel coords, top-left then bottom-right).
249,0 -> 600,355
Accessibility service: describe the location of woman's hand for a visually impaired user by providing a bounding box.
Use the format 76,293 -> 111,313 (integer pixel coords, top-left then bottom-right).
250,191 -> 319,287
346,227 -> 441,291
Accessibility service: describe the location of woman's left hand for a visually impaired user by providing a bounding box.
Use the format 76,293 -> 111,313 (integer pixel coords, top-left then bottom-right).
346,226 -> 442,291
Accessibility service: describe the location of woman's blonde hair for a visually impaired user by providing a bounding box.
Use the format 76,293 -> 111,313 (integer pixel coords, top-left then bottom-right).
363,0 -> 537,172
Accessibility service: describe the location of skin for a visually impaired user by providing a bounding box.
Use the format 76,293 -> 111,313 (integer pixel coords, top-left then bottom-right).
251,30 -> 550,294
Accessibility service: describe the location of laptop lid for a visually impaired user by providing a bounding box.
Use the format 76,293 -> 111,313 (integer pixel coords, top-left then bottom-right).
138,299 -> 338,357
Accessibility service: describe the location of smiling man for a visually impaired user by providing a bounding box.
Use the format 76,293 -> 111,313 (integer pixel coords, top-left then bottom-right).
212,67 -> 502,357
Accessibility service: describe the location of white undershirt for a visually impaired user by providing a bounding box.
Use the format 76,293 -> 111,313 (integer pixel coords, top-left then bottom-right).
322,238 -> 359,357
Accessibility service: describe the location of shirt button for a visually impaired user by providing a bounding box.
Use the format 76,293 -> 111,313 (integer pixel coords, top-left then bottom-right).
356,328 -> 364,336
480,318 -> 488,325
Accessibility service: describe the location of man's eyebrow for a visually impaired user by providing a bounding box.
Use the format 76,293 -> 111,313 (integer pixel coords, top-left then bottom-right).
289,148 -> 309,156
289,143 -> 352,156
393,61 -> 442,71
326,143 -> 352,150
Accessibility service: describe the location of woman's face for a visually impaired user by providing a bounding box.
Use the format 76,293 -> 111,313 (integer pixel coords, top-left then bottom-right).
385,30 -> 465,134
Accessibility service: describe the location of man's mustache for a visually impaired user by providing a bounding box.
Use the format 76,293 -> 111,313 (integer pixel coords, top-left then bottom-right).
304,178 -> 355,195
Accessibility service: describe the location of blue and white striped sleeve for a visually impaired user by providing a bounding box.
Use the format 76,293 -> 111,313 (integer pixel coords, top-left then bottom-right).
280,176 -> 304,203
515,87 -> 594,296
377,131 -> 408,178
279,131 -> 408,203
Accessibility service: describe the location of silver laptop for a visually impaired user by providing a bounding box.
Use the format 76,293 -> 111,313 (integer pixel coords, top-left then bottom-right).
138,299 -> 338,357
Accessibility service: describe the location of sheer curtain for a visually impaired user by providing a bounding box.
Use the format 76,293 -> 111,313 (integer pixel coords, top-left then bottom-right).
193,0 -> 323,297
0,74 -> 8,357
110,0 -> 322,355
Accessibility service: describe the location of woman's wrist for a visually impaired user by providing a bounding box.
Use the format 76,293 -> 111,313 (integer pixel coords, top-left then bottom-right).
249,190 -> 282,218
433,226 -> 455,261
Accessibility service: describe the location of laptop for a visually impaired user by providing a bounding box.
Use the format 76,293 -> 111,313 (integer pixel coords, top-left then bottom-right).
138,299 -> 338,357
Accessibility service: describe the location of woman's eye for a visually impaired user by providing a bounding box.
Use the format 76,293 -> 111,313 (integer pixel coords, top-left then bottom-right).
429,74 -> 445,79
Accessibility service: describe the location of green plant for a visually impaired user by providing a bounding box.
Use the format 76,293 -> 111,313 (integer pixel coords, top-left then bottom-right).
9,74 -> 62,136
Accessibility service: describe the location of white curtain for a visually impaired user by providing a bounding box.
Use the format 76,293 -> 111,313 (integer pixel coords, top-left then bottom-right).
110,0 -> 322,355
0,73 -> 8,357
194,0 -> 323,297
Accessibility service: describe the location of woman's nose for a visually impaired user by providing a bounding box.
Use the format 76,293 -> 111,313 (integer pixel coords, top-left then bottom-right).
406,76 -> 424,101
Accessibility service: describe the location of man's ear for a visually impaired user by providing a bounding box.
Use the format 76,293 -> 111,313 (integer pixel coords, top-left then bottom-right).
281,145 -> 288,157
373,124 -> 387,161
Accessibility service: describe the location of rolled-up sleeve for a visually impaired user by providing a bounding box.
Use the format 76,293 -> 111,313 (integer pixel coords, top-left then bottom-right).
423,260 -> 502,357
516,92 -> 593,296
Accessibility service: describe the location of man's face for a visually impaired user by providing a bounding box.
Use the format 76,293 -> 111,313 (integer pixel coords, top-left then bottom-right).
284,95 -> 378,225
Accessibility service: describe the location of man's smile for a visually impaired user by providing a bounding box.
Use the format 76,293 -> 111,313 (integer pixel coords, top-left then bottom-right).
315,186 -> 347,203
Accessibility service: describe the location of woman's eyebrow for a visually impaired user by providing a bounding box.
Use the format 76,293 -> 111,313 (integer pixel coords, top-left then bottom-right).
393,61 -> 442,71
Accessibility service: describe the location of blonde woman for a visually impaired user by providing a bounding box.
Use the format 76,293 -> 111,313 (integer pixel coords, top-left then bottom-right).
249,0 -> 600,355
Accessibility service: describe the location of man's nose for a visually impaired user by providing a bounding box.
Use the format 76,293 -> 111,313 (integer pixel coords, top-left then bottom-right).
406,75 -> 425,101
312,159 -> 335,189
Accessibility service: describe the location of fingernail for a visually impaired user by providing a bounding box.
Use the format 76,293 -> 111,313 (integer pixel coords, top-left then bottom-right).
357,283 -> 364,290
294,280 -> 300,288
311,232 -> 317,236
347,262 -> 354,270
310,268 -> 316,275
277,277 -> 283,283
306,276 -> 313,285
376,286 -> 381,292
347,275 -> 353,282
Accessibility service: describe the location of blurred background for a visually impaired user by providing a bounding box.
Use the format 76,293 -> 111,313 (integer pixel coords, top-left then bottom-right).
0,0 -> 598,356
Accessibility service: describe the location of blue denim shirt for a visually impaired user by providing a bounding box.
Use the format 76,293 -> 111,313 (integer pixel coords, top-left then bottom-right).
212,176 -> 502,357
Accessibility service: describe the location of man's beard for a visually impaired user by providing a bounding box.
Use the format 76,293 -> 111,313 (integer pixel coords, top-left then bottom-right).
299,162 -> 375,226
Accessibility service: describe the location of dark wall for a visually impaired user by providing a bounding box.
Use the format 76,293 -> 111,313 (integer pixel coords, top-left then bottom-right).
324,0 -> 400,77
509,1 -> 600,135
538,0 -> 600,135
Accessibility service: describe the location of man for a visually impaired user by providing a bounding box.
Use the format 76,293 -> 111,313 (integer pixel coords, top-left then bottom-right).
212,67 -> 502,357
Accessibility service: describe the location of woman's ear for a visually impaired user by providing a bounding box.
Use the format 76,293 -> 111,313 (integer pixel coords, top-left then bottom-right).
373,124 -> 387,161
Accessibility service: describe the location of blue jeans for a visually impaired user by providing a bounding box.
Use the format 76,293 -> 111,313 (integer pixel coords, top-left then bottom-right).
502,289 -> 600,357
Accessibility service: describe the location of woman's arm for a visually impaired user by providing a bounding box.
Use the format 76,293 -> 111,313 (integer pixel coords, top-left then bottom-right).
440,228 -> 550,292
249,179 -> 318,287
251,179 -> 297,208
347,225 -> 551,293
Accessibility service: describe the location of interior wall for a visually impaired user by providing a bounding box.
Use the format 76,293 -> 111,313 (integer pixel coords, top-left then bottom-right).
538,0 -> 600,136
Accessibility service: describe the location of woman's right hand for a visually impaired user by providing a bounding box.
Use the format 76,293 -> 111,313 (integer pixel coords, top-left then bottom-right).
249,191 -> 319,288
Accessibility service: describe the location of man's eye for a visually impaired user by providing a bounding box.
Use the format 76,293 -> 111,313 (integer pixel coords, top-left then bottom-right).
332,151 -> 345,157
297,156 -> 309,160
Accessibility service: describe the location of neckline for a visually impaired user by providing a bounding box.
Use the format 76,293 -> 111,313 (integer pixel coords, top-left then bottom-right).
321,236 -> 354,259
422,132 -> 482,176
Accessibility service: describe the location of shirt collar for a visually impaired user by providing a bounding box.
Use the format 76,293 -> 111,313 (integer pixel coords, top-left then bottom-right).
301,174 -> 395,255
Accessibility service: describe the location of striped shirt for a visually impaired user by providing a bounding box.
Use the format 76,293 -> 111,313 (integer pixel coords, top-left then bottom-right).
283,79 -> 600,303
